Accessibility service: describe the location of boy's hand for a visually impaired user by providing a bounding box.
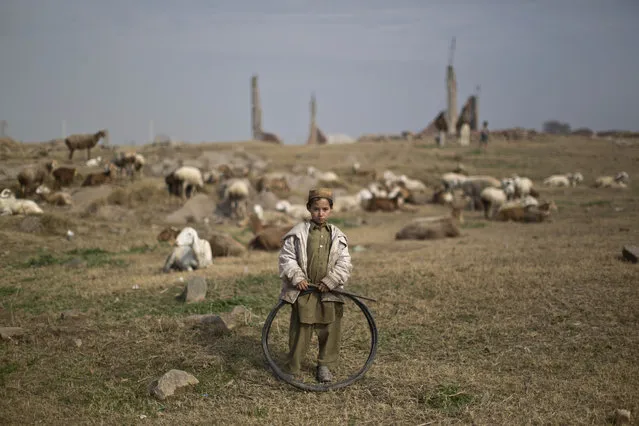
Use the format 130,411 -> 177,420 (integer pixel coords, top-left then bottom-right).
296,280 -> 309,290
318,283 -> 330,293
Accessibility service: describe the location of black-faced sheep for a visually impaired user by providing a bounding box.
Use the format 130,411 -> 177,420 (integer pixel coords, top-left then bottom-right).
17,160 -> 57,196
165,166 -> 204,200
65,129 -> 109,160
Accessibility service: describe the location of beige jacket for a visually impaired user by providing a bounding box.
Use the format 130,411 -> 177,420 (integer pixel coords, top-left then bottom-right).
279,221 -> 352,304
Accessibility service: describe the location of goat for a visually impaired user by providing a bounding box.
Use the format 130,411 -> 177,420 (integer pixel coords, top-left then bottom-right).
65,129 -> 109,160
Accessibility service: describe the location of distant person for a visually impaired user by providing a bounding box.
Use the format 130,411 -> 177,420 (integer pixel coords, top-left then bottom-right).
480,121 -> 490,149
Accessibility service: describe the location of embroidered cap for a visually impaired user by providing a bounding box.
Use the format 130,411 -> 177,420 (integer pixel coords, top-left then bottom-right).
307,188 -> 333,203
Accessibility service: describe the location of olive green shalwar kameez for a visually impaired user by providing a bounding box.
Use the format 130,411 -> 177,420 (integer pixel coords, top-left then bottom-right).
286,223 -> 344,374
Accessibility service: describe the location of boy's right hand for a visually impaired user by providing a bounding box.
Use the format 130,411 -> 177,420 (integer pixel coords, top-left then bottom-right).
296,280 -> 309,290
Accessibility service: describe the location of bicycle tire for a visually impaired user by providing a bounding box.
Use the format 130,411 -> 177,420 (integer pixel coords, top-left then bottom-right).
261,289 -> 378,392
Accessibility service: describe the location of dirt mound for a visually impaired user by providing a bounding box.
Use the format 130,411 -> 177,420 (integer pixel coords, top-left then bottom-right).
165,194 -> 215,225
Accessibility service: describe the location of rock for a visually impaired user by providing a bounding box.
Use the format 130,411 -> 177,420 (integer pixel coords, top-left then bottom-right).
148,369 -> 199,400
611,409 -> 631,425
0,327 -> 26,340
188,305 -> 253,335
622,245 -> 638,263
178,277 -> 207,303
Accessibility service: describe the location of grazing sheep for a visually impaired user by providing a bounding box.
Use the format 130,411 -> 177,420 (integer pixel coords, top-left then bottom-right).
162,227 -> 213,272
510,175 -> 536,198
35,185 -> 72,206
461,176 -> 502,211
480,186 -> 510,219
495,201 -> 557,222
222,178 -> 251,219
543,174 -> 571,187
441,172 -> 468,190
65,129 -> 109,160
17,160 -> 57,196
0,189 -> 44,215
352,162 -> 377,180
86,156 -> 102,167
307,166 -> 340,184
275,200 -> 311,221
82,164 -> 117,187
52,167 -> 77,189
395,207 -> 463,240
165,166 -> 204,199
113,152 -> 145,179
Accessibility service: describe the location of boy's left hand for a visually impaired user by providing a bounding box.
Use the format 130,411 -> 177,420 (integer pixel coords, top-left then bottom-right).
318,283 -> 330,293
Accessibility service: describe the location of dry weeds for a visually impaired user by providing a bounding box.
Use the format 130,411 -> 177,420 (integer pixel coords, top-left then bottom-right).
0,137 -> 638,425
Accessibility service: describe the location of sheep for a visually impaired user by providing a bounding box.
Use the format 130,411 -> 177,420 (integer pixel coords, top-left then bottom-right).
157,226 -> 180,242
510,175 -> 536,198
255,174 -> 290,193
495,201 -> 557,223
35,185 -> 72,206
222,178 -> 251,219
82,164 -> 116,187
248,225 -> 294,251
0,189 -> 44,215
52,167 -> 77,189
594,171 -> 630,188
112,152 -> 145,179
398,175 -> 428,193
432,187 -> 455,205
363,187 -> 405,212
162,227 -> 213,272
543,175 -> 571,187
461,176 -> 503,211
17,160 -> 57,196
65,129 -> 109,160
395,207 -> 463,240
441,172 -> 468,190
307,166 -> 340,184
367,182 -> 388,198
333,192 -> 365,213
86,156 -> 102,167
480,186 -> 511,219
165,166 -> 204,200
275,200 -> 311,221
209,231 -> 247,257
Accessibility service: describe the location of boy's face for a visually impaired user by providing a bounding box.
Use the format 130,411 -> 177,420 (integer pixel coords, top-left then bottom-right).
308,198 -> 332,225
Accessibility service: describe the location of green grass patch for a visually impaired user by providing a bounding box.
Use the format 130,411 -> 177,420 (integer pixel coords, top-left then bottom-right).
0,362 -> 20,387
0,286 -> 21,297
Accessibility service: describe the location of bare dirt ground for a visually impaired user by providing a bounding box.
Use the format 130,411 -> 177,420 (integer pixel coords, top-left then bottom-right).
0,136 -> 638,425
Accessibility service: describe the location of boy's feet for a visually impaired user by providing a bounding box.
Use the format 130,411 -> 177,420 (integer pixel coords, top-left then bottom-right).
316,366 -> 333,383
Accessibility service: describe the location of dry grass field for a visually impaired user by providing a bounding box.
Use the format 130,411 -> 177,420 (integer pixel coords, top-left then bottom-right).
1,136 -> 638,425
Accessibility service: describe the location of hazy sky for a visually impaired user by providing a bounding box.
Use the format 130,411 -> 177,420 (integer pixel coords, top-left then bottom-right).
1,0 -> 638,144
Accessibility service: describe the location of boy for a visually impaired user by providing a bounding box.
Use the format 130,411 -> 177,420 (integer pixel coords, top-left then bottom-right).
278,188 -> 352,383
480,120 -> 490,149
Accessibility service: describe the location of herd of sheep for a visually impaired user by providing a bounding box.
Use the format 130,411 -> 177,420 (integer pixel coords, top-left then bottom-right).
0,131 -> 632,273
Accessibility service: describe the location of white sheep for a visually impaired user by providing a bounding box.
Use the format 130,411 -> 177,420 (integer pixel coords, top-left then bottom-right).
511,175 -> 535,198
86,156 -> 103,167
166,166 -> 204,199
275,200 -> 311,221
223,178 -> 251,219
333,192 -> 365,213
367,182 -> 388,198
543,175 -> 571,187
398,175 -> 428,192
162,227 -> 213,273
35,185 -> 73,206
307,166 -> 339,184
594,171 -> 629,188
480,186 -> 510,219
0,189 -> 44,216
441,172 -> 468,190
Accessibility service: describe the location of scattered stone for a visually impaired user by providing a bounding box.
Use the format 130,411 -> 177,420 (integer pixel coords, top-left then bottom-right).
622,245 -> 638,263
148,369 -> 199,400
0,326 -> 26,340
71,338 -> 82,348
611,409 -> 631,425
186,305 -> 253,336
177,277 -> 207,303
